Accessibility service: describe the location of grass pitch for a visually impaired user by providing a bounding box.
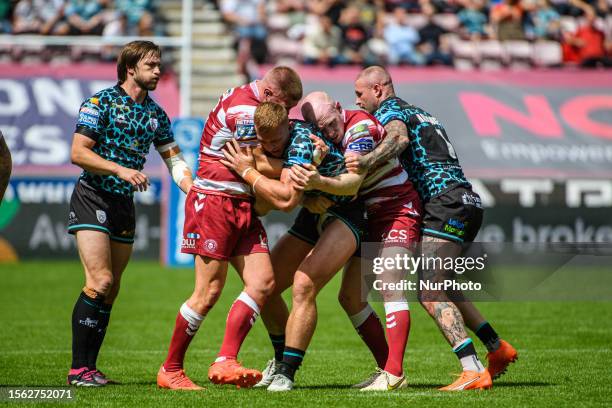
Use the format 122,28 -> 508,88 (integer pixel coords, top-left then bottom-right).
0,261 -> 611,407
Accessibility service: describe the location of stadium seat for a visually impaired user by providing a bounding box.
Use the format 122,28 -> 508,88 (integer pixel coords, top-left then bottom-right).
404,13 -> 428,30
451,39 -> 478,69
503,40 -> 532,69
432,14 -> 460,32
532,41 -> 562,67
478,40 -> 504,70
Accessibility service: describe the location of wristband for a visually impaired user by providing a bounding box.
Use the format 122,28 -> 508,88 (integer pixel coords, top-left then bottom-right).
241,167 -> 254,178
252,175 -> 264,195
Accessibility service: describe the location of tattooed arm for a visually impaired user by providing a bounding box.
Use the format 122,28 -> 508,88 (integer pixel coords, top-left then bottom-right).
345,120 -> 410,173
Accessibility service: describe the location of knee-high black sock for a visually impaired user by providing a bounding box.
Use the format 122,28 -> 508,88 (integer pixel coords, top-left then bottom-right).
87,302 -> 112,370
269,333 -> 285,363
71,291 -> 103,369
277,346 -> 305,381
475,322 -> 500,352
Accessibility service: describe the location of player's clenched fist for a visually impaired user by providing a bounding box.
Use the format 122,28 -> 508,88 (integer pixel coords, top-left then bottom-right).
116,167 -> 149,192
344,152 -> 369,174
289,163 -> 320,191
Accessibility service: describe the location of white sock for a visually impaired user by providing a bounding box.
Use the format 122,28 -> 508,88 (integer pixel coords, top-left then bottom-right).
460,355 -> 485,373
349,304 -> 375,328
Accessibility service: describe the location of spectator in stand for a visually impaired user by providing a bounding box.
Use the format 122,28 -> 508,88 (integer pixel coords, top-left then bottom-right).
221,0 -> 268,80
0,0 -> 12,33
115,0 -> 155,36
383,0 -> 421,12
490,0 -> 525,40
457,0 -> 489,39
524,0 -> 560,40
307,0 -> 345,25
338,5 -> 379,65
63,0 -> 108,35
384,6 -> 425,64
562,7 -> 611,67
12,0 -> 66,34
302,14 -> 343,65
418,2 -> 454,65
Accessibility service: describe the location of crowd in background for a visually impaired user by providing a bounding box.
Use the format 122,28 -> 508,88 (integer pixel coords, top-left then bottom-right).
1,0 -> 610,69
0,0 -> 160,37
218,0 -> 612,68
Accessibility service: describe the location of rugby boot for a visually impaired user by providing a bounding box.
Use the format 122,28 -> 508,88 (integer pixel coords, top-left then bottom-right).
487,339 -> 518,379
208,358 -> 262,388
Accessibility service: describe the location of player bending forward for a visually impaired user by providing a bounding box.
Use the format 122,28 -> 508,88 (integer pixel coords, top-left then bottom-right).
157,67 -> 303,390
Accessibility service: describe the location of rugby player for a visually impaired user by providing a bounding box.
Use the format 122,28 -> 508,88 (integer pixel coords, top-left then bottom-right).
287,91 -> 422,391
0,130 -> 10,201
157,67 -> 303,390
67,41 -> 193,387
220,101 -> 368,392
348,66 -> 517,390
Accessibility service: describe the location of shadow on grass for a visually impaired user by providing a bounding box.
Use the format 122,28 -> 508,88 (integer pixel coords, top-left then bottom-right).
406,381 -> 554,389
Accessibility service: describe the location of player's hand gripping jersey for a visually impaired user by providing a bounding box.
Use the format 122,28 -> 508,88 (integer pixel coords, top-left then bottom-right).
283,120 -> 351,205
340,109 -> 418,209
182,82 -> 269,260
374,97 -> 470,201
75,85 -> 174,196
193,82 -> 262,197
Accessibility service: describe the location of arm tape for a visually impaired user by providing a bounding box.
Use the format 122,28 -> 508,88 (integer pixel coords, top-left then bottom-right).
163,152 -> 191,187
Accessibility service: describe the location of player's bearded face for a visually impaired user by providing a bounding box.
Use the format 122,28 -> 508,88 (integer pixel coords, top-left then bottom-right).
133,54 -> 161,91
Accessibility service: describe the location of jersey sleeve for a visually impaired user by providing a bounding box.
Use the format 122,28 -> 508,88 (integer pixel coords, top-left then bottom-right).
344,119 -> 378,156
153,110 -> 175,147
283,122 -> 315,167
75,96 -> 107,141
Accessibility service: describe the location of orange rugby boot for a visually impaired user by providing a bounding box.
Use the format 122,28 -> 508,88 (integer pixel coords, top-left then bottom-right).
157,365 -> 203,390
487,339 -> 518,379
208,358 -> 262,388
439,369 -> 492,391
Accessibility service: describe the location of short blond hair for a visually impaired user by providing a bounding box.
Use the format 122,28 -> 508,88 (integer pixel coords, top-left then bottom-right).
265,66 -> 303,107
254,102 -> 288,136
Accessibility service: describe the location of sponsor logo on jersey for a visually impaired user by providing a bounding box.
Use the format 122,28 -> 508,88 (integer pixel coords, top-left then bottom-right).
235,117 -> 256,139
347,123 -> 370,141
462,192 -> 482,208
182,238 -> 196,249
347,137 -> 374,152
78,107 -> 99,126
96,210 -> 107,224
381,229 -> 410,242
89,97 -> 99,105
415,113 -> 441,126
186,233 -> 200,239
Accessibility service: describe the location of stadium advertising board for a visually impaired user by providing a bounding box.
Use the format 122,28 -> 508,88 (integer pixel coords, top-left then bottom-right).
0,177 -> 162,261
295,68 -> 612,179
0,64 -> 179,176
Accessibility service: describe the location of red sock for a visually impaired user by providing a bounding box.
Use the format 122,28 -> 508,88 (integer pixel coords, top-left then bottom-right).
350,305 -> 389,369
163,303 -> 203,371
217,292 -> 260,360
384,303 -> 411,377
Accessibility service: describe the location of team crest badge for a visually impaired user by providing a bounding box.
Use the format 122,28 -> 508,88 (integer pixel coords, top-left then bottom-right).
96,210 -> 107,224
149,118 -> 159,131
204,239 -> 218,252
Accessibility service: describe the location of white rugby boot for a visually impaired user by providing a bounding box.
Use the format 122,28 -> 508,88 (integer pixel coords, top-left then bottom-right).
360,369 -> 407,391
267,374 -> 294,392
254,359 -> 277,388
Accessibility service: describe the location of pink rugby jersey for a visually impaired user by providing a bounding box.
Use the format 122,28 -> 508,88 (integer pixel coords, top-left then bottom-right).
341,109 -> 414,207
194,82 -> 262,197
